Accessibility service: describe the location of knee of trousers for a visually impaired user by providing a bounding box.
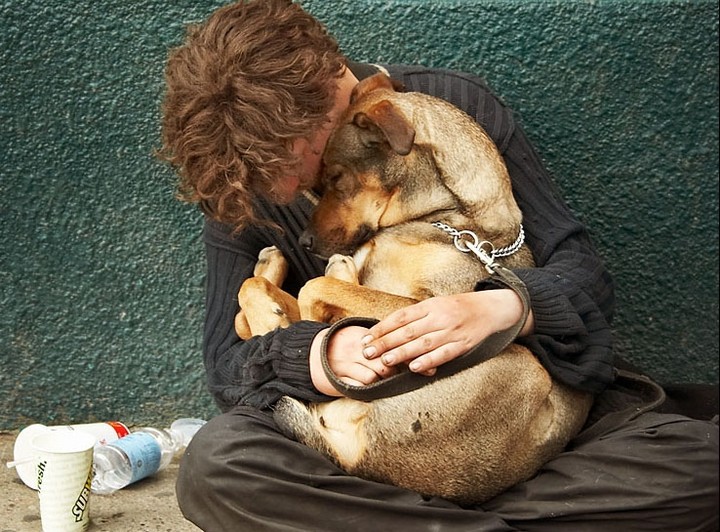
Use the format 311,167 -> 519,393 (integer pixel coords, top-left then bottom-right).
174,413 -> 256,530
175,420 -> 217,507
176,407 -> 286,509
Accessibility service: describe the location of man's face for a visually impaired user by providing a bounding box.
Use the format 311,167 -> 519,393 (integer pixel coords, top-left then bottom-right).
272,68 -> 359,203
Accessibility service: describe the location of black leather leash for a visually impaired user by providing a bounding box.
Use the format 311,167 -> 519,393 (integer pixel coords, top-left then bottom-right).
320,263 -> 531,401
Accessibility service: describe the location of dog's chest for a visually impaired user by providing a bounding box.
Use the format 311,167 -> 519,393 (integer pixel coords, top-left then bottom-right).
353,238 -> 483,300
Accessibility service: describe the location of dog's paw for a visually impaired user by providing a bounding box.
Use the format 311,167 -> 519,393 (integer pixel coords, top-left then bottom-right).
254,246 -> 281,272
325,254 -> 359,283
254,246 -> 289,284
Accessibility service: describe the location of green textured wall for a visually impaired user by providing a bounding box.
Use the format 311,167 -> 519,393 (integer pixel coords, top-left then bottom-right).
0,0 -> 717,430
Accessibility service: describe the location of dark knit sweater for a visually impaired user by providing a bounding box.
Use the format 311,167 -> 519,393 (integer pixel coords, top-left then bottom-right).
201,64 -> 616,412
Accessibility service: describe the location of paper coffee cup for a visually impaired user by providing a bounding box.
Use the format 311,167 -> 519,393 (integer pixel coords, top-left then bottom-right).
32,431 -> 96,532
13,421 -> 128,490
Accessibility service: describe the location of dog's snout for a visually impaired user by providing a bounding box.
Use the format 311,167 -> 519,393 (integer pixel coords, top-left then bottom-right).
299,231 -> 314,251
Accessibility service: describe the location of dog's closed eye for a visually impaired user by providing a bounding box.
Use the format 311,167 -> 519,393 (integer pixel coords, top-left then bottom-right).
324,166 -> 357,197
324,166 -> 343,185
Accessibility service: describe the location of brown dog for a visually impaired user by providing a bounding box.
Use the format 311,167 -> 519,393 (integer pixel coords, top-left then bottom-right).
235,73 -> 592,505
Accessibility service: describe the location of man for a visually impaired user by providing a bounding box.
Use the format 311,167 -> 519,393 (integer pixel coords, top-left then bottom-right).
159,1 -> 718,530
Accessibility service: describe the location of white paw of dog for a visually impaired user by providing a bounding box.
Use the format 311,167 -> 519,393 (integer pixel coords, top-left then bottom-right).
325,254 -> 359,283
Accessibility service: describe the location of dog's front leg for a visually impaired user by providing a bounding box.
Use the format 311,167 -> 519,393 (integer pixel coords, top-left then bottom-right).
235,246 -> 301,339
236,277 -> 301,338
324,253 -> 360,283
298,276 -> 418,325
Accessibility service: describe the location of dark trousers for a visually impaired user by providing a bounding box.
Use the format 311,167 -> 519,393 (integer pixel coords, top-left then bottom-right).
176,373 -> 719,532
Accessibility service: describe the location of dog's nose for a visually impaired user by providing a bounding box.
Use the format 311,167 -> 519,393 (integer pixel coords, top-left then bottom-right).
299,231 -> 314,251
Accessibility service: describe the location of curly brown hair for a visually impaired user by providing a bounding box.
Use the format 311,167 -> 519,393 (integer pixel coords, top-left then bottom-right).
159,0 -> 346,229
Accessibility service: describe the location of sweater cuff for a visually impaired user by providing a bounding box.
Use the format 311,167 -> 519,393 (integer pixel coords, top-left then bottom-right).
272,321 -> 332,401
476,268 -> 614,394
476,268 -> 585,337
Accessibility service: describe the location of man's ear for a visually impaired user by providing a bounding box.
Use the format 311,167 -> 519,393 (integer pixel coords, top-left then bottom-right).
352,99 -> 415,156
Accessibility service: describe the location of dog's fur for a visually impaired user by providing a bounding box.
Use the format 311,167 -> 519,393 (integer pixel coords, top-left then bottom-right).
235,73 -> 592,505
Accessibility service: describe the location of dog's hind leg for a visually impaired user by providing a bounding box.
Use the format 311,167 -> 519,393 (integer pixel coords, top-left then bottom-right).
274,396 -> 371,471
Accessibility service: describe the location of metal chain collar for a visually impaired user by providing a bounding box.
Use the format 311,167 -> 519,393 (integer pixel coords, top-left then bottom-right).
431,221 -> 525,273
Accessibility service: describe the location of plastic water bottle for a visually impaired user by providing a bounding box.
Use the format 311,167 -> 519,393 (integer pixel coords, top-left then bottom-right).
91,418 -> 206,494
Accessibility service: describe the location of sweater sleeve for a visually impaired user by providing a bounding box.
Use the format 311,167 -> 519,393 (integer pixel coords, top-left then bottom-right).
386,65 -> 615,393
202,217 -> 331,412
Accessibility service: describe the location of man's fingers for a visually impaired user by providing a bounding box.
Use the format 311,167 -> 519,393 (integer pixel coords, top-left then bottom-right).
362,307 -> 430,351
373,330 -> 444,366
363,318 -> 440,361
335,359 -> 398,386
408,344 -> 465,373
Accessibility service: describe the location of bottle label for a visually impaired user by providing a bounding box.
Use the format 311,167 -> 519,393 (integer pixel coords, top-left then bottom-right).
111,432 -> 162,483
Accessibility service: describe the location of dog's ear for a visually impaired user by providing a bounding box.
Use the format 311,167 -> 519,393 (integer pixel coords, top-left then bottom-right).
350,72 -> 396,104
353,100 -> 415,156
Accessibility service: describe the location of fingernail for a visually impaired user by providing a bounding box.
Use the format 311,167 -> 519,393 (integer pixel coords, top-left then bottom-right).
382,354 -> 395,365
409,361 -> 421,372
360,335 -> 373,346
363,346 -> 376,358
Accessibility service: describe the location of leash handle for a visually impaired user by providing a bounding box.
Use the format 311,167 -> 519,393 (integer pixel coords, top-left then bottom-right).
320,266 -> 531,401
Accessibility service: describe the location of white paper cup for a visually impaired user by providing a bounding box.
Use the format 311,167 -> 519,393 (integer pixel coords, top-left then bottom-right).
13,421 -> 129,490
32,431 -> 96,532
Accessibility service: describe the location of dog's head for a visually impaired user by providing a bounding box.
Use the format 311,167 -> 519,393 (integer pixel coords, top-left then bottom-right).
301,73 -> 521,259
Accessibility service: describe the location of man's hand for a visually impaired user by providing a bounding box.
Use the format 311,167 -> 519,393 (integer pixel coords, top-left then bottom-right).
309,326 -> 399,396
359,289 -> 534,375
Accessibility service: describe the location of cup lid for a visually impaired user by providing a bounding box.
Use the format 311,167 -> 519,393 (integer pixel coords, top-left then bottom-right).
31,430 -> 97,454
13,424 -> 49,490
